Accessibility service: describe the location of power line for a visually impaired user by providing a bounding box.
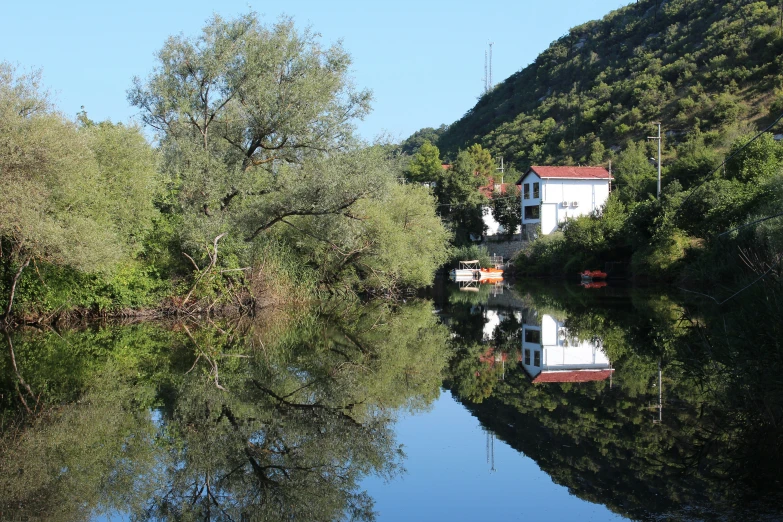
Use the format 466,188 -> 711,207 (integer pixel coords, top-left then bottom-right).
717,211 -> 783,238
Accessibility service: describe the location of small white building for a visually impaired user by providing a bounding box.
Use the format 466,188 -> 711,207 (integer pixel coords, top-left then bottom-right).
521,313 -> 613,384
517,166 -> 613,236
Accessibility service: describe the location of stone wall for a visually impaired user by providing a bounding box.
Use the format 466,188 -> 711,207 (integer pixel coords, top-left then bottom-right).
480,236 -> 528,262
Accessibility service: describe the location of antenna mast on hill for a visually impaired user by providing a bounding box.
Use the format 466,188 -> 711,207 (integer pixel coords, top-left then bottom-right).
483,42 -> 495,94
489,42 -> 493,89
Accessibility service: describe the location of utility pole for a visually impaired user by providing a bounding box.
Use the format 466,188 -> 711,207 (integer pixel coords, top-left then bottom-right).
648,122 -> 662,199
653,360 -> 663,424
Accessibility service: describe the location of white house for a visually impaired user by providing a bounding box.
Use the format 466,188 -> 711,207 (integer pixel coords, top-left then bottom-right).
521,313 -> 613,384
516,166 -> 613,236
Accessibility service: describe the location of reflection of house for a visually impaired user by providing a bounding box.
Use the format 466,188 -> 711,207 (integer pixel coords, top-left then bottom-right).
482,308 -> 502,342
521,314 -> 613,383
516,166 -> 613,236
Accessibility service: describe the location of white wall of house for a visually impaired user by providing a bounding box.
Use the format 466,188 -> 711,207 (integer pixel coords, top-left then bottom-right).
521,314 -> 611,378
520,174 -> 611,235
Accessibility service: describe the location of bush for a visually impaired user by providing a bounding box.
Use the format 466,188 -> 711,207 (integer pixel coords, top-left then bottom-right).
513,232 -> 569,276
449,244 -> 492,269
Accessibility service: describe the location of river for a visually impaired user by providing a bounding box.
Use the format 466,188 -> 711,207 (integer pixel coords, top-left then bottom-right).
1,280 -> 781,520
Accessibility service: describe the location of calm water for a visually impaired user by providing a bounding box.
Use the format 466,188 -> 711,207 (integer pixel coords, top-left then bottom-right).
1,281 -> 782,521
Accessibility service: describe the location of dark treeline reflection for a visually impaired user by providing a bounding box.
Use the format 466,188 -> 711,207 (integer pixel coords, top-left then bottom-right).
443,280 -> 783,521
0,300 -> 450,521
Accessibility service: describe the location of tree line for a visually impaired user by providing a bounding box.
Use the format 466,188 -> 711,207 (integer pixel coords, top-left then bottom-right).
0,14 -> 451,324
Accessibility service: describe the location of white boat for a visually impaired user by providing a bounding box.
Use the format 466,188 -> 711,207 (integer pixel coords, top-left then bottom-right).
449,260 -> 481,280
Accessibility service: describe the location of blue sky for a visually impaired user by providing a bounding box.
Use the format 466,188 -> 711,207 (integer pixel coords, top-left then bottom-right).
3,0 -> 630,142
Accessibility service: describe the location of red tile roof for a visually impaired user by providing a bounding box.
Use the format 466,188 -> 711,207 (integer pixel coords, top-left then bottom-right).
532,369 -> 614,384
479,347 -> 509,365
479,179 -> 512,199
517,166 -> 613,184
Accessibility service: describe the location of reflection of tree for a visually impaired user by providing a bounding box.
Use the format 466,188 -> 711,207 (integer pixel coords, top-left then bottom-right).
445,308 -> 521,404
447,281 -> 783,520
0,299 -> 451,521
0,363 -> 161,520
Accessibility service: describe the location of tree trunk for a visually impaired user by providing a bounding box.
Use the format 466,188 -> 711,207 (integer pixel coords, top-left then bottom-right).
3,256 -> 31,323
5,331 -> 37,414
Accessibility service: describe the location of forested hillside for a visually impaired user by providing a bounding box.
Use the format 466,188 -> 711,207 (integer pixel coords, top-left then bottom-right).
436,0 -> 783,168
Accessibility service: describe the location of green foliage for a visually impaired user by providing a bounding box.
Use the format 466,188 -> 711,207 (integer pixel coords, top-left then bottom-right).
398,124 -> 449,156
490,183 -> 521,238
130,13 -> 448,296
667,130 -> 721,188
0,64 -> 123,275
0,64 -> 165,318
466,143 -> 494,179
129,14 -> 372,251
405,139 -> 442,183
516,194 -> 630,276
437,0 -> 783,175
80,118 -> 161,255
514,231 -> 569,276
613,140 -> 657,204
434,150 -> 487,244
448,244 -> 493,269
725,131 -> 783,182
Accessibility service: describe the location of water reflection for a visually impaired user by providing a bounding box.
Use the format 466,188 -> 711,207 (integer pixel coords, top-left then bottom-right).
520,311 -> 613,384
2,280 -> 783,520
443,280 -> 783,521
0,300 -> 450,521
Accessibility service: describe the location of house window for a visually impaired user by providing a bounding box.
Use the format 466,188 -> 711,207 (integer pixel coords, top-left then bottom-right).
534,351 -> 541,367
524,205 -> 540,220
533,182 -> 540,199
523,183 -> 530,199
524,329 -> 541,344
524,349 -> 531,365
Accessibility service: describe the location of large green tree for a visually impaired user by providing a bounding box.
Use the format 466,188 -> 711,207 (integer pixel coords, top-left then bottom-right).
491,183 -> 521,239
130,14 -> 448,293
128,14 -> 372,249
613,141 -> 657,204
434,150 -> 487,244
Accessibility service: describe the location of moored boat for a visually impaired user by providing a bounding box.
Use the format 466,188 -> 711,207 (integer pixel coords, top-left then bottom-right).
449,260 -> 481,280
450,260 -> 504,282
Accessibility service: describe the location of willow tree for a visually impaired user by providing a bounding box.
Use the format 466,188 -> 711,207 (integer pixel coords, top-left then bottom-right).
128,14 -> 373,252
129,13 -> 449,292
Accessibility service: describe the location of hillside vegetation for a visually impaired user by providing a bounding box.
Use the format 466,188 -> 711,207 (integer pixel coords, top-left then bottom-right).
405,0 -> 783,288
437,0 -> 783,169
